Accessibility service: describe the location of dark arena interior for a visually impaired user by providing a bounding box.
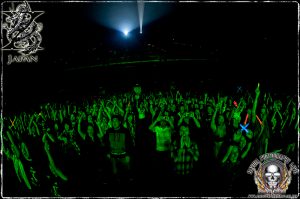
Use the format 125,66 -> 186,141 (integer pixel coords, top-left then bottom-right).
2,1 -> 299,197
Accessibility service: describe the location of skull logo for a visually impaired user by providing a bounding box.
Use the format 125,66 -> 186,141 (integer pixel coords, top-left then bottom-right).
265,164 -> 281,189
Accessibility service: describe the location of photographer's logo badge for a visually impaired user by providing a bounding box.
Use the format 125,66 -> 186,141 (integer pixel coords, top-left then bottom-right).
247,153 -> 299,195
2,1 -> 44,65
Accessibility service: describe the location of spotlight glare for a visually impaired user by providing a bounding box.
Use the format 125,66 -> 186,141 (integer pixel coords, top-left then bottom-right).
123,30 -> 129,36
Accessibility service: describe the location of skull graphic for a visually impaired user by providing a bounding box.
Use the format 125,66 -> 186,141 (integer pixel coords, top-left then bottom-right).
265,164 -> 281,189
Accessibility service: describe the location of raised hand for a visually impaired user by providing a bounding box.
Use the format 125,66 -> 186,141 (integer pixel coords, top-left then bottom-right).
255,83 -> 260,96
180,137 -> 185,149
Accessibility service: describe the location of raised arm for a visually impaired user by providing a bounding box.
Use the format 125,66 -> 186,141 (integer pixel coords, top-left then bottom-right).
51,107 -> 58,121
97,103 -> 103,122
96,106 -> 106,140
28,114 -> 40,136
28,114 -> 35,135
149,113 -> 162,132
241,142 -> 252,159
188,143 -> 199,162
165,116 -> 174,130
264,138 -> 268,154
77,113 -> 86,140
149,102 -> 157,120
7,131 -> 20,158
211,105 -> 218,133
59,109 -> 63,124
222,145 -> 233,164
43,137 -> 68,181
252,83 -> 260,124
177,113 -> 185,127
114,100 -> 125,116
18,114 -> 26,132
123,101 -> 132,124
104,101 -> 112,121
190,112 -> 201,128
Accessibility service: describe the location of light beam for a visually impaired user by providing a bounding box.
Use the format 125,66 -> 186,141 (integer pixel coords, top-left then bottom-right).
137,0 -> 144,34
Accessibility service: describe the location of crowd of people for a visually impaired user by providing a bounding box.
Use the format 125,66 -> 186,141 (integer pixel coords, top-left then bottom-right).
2,83 -> 298,197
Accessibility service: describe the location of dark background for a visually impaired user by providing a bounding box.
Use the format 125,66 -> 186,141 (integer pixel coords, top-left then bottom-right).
2,1 -> 298,113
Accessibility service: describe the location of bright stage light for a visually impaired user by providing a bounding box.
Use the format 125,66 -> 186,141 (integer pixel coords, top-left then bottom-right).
93,3 -> 172,36
123,30 -> 129,36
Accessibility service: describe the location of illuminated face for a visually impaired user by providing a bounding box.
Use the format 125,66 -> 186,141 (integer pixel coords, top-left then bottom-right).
88,115 -> 93,124
218,115 -> 225,125
232,113 -> 241,128
118,99 -> 123,107
261,106 -> 267,120
140,102 -> 144,108
199,101 -> 204,110
107,103 -> 113,110
240,136 -> 246,149
70,114 -> 75,122
230,146 -> 239,163
225,111 -> 230,119
54,123 -> 59,131
160,104 -> 166,111
133,86 -> 140,93
180,106 -> 185,114
87,125 -> 94,136
184,104 -> 189,112
247,109 -> 252,116
71,121 -> 76,128
31,126 -> 36,134
64,123 -> 70,131
207,106 -> 213,115
82,113 -> 87,120
274,101 -> 282,111
166,104 -> 171,111
128,115 -> 133,123
161,120 -> 167,127
292,107 -> 296,119
112,118 -> 121,130
171,104 -> 176,112
164,111 -> 169,117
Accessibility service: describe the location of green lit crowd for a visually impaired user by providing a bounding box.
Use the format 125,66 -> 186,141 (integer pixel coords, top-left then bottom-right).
2,83 -> 298,196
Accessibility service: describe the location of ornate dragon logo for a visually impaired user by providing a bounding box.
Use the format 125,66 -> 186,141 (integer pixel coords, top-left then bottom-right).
2,1 -> 44,55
